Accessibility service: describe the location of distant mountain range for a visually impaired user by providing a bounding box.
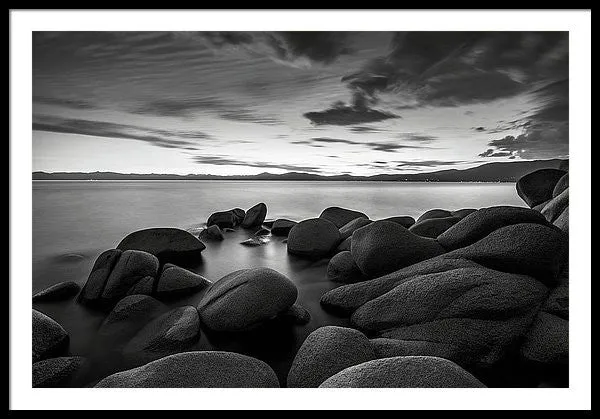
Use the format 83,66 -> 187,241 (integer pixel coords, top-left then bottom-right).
33,159 -> 568,182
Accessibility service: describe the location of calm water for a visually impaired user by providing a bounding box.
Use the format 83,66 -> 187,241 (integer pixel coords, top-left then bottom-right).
32,181 -> 528,386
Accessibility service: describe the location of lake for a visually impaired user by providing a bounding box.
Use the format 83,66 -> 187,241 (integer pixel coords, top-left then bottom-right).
32,180 -> 528,386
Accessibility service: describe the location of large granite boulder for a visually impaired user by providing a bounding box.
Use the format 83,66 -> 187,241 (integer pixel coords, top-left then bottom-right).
271,219 -> 297,236
521,311 -> 568,365
197,268 -> 297,331
241,203 -> 267,228
516,169 -> 566,208
553,206 -> 569,233
320,207 -> 368,228
553,173 -> 569,198
33,356 -> 87,388
319,356 -> 486,388
117,228 -> 206,264
409,216 -> 461,239
287,218 -> 341,259
437,206 -> 549,250
95,351 -> 280,388
351,220 -> 445,277
327,251 -> 365,284
379,216 -> 416,228
155,264 -> 211,298
541,188 -> 569,223
33,281 -> 81,303
207,210 -> 237,229
417,209 -> 453,223
32,309 -> 69,363
198,225 -> 224,241
339,217 -> 372,240
287,326 -> 376,388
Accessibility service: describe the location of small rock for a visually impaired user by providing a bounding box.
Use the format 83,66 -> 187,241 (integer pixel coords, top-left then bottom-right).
271,219 -> 297,236
33,309 -> 69,363
198,225 -> 224,241
33,281 -> 81,303
242,203 -> 267,228
287,218 -> 341,259
320,207 -> 368,228
207,211 -> 236,229
33,356 -> 86,388
279,304 -> 311,325
155,264 -> 211,298
240,237 -> 269,247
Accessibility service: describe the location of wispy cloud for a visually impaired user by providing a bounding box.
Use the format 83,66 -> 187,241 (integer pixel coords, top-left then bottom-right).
304,101 -> 399,126
308,137 -> 430,153
34,96 -> 100,110
191,155 -> 322,173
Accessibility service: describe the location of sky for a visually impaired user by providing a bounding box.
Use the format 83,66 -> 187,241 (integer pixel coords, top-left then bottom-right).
32,31 -> 569,176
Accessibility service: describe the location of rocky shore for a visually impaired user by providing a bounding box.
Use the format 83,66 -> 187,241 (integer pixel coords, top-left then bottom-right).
32,167 -> 569,388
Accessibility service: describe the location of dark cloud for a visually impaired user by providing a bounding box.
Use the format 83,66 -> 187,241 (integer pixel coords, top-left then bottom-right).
34,96 -> 99,110
398,133 -> 439,143
478,149 -> 514,157
395,160 -> 467,168
311,137 -> 357,146
33,115 -> 214,150
304,101 -> 399,126
132,97 -> 282,125
350,126 -> 387,134
191,155 -> 321,173
473,127 -> 486,132
308,137 -> 427,153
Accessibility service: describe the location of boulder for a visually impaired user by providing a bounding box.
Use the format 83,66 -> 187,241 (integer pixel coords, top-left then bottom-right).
33,281 -> 81,303
327,251 -> 365,284
271,219 -> 297,237
78,249 -> 122,305
516,168 -> 567,207
262,219 -> 275,228
33,356 -> 86,388
339,217 -> 372,240
319,356 -> 486,388
207,211 -> 236,229
452,223 -> 568,284
370,338 -> 458,360
451,208 -> 478,219
351,220 -> 445,278
231,208 -> 246,225
117,228 -> 206,263
101,250 -> 159,302
437,206 -> 549,250
197,268 -> 297,331
521,312 -> 568,365
543,283 -> 569,320
95,351 -> 280,388
334,237 -> 352,253
32,309 -> 69,363
279,304 -> 311,325
155,264 -> 211,298
553,173 -> 569,198
409,216 -> 461,239
198,225 -> 224,241
553,207 -> 569,233
241,203 -> 267,228
287,218 -> 341,259
417,209 -> 453,223
320,207 -> 368,228
122,306 -> 201,365
379,216 -> 415,228
287,326 -> 376,388
541,188 -> 569,223
126,276 -> 154,296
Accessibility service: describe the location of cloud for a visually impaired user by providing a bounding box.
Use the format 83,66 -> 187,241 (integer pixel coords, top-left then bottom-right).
33,115 -> 214,150
191,155 -> 322,173
398,133 -> 440,143
395,160 -> 468,168
34,96 -> 99,110
304,101 -> 399,126
473,127 -> 486,132
307,137 -> 428,153
350,126 -> 387,133
478,149 -> 514,157
132,97 -> 282,125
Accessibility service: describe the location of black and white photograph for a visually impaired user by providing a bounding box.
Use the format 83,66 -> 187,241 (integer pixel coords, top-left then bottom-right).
9,9 -> 591,411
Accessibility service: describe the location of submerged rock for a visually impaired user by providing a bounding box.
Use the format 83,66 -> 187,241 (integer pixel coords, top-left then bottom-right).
95,351 -> 280,388
287,218 -> 341,259
198,225 -> 224,241
33,356 -> 86,388
197,268 -> 297,332
319,356 -> 486,388
117,228 -> 205,264
516,168 -> 566,208
32,309 -> 69,363
241,203 -> 267,228
271,219 -> 297,237
33,281 -> 81,303
207,211 -> 236,229
240,236 -> 269,247
320,207 -> 368,228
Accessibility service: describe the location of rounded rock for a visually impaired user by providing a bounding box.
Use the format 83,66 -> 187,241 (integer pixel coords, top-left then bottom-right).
287,218 -> 341,259
516,168 -> 567,208
117,228 -> 206,264
409,216 -> 461,239
241,203 -> 267,228
33,281 -> 81,303
271,219 -> 297,237
32,309 -> 69,363
320,207 -> 368,228
327,251 -> 364,284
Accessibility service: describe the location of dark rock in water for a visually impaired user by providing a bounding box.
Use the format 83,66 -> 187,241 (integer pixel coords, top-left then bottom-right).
126,276 -> 154,296
409,216 -> 461,239
242,202 -> 267,228
197,268 -> 297,332
351,220 -> 445,278
370,338 -> 458,360
437,206 -> 549,251
33,281 -> 81,303
417,209 -> 453,223
78,249 -> 123,305
287,326 -> 376,388
54,253 -> 85,263
155,264 -> 211,298
351,266 -> 547,366
33,309 -> 69,363
262,219 -> 275,228
553,173 -> 569,198
122,306 -> 201,366
319,207 -> 368,228
207,211 -> 236,229
334,237 -> 352,253
339,217 -> 371,240
379,216 -> 416,228
321,255 -> 482,315
287,218 -> 341,259
271,219 -> 297,236
541,188 -> 569,223
279,304 -> 311,325
33,356 -> 86,388
95,351 -> 280,388
231,208 -> 246,225
327,251 -> 365,284
553,206 -> 568,233
521,311 -> 568,365
452,223 -> 568,284
516,168 -> 566,207
117,228 -> 206,263
451,208 -> 478,219
222,227 -> 235,233
198,225 -> 224,241
254,228 -> 271,236
319,356 -> 486,388
240,236 -> 269,247
101,250 -> 159,302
